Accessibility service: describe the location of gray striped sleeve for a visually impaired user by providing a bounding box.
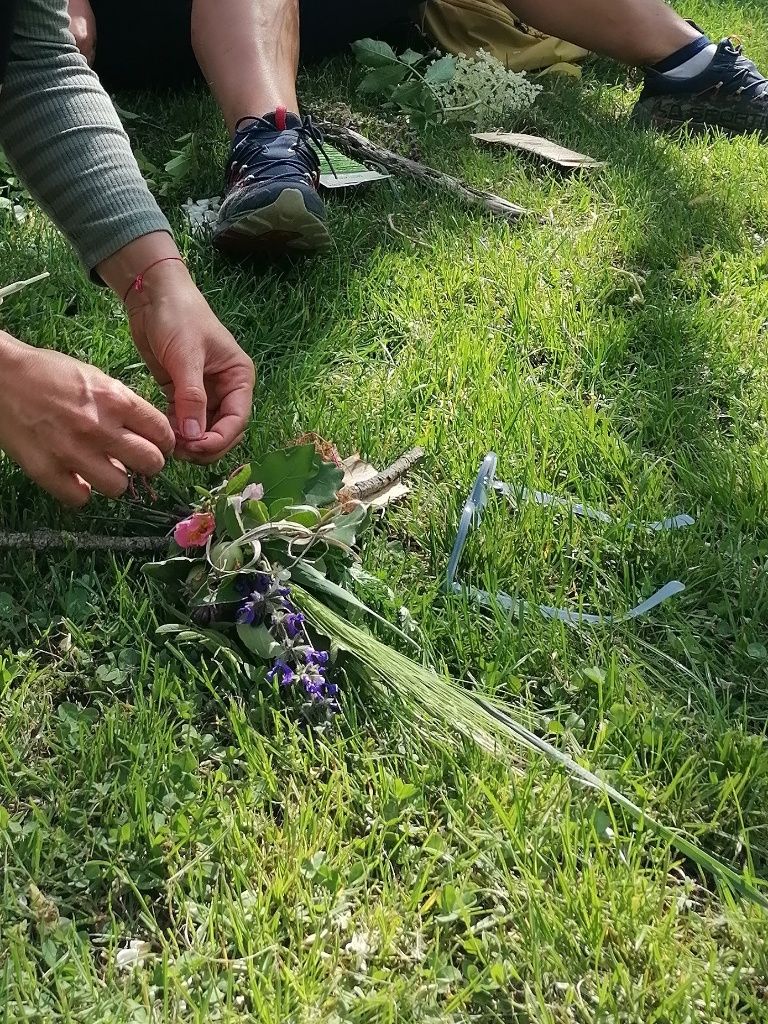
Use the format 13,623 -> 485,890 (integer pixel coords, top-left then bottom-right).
0,0 -> 171,274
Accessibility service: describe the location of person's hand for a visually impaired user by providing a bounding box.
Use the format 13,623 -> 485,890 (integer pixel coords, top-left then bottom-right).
68,0 -> 97,66
124,262 -> 256,464
97,234 -> 255,463
0,333 -> 176,507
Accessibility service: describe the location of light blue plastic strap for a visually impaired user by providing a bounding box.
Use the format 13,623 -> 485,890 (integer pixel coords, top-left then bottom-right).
445,453 -> 498,589
453,580 -> 685,627
494,481 -> 695,532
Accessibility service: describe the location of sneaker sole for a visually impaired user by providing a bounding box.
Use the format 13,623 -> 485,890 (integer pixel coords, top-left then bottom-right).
632,99 -> 768,140
213,188 -> 332,256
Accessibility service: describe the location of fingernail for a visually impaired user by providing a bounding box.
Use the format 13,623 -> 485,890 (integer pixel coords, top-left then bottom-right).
183,419 -> 202,440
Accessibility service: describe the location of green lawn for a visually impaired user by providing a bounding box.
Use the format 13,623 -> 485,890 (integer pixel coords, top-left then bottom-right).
3,3 -> 768,1020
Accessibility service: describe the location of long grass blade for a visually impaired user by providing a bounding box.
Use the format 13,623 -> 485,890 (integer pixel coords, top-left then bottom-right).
293,587 -> 768,909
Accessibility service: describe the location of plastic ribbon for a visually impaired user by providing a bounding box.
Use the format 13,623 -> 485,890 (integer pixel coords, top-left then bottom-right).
445,454 -> 690,626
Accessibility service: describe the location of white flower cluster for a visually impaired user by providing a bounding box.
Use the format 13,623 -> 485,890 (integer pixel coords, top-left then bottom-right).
181,195 -> 221,234
432,50 -> 542,129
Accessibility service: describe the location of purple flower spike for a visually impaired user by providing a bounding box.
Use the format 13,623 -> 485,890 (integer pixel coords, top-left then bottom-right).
283,612 -> 305,639
237,602 -> 256,625
267,659 -> 296,687
305,649 -> 329,667
253,573 -> 273,596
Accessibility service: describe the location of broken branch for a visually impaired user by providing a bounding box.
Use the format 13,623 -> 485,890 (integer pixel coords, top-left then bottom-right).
0,530 -> 168,553
340,447 -> 425,502
321,124 -> 529,224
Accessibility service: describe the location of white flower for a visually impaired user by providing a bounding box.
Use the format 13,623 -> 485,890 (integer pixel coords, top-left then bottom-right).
181,196 -> 221,234
242,483 -> 265,502
431,50 -> 542,129
345,929 -> 377,972
115,939 -> 152,971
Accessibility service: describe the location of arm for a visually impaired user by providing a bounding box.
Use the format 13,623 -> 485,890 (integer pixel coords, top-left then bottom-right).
0,0 -> 254,505
0,0 -> 169,272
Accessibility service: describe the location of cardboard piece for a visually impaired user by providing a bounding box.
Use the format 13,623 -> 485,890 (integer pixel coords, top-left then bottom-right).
473,132 -> 605,170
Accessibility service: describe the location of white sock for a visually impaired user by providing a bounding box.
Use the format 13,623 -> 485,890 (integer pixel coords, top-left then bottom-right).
662,43 -> 718,80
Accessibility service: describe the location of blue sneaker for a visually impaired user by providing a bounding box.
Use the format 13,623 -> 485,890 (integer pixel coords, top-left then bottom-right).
633,37 -> 768,138
213,108 -> 331,256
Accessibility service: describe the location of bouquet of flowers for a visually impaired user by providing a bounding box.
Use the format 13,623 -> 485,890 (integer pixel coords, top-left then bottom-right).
143,440 -> 766,907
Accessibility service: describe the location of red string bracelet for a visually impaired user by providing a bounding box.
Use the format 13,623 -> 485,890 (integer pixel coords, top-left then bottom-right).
122,257 -> 185,303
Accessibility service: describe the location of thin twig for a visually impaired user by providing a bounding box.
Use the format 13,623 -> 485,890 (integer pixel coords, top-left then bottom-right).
320,123 -> 530,223
341,447 -> 425,502
0,530 -> 168,553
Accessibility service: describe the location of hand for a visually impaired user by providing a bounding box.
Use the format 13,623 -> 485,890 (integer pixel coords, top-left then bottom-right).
125,262 -> 255,464
0,333 -> 176,507
68,0 -> 97,65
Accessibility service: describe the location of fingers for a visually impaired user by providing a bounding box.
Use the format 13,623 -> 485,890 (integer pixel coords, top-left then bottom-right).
182,372 -> 255,462
167,354 -> 208,444
76,456 -> 130,500
178,433 -> 246,466
110,431 -> 168,477
43,471 -> 92,508
121,392 -> 177,455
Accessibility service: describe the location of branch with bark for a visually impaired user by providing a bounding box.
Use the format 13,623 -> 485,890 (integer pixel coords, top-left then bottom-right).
321,123 -> 530,223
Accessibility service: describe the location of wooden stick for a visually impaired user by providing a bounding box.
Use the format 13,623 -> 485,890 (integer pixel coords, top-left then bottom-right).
341,447 -> 425,502
0,530 -> 168,553
0,449 -> 425,552
321,124 -> 530,223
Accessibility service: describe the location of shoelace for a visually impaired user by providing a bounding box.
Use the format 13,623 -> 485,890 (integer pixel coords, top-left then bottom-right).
228,114 -> 335,187
708,40 -> 768,100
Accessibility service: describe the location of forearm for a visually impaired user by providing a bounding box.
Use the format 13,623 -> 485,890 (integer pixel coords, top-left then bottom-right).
0,0 -> 171,274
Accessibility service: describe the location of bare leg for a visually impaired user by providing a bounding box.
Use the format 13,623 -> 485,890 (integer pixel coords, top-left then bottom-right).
507,0 -> 702,66
191,0 -> 300,135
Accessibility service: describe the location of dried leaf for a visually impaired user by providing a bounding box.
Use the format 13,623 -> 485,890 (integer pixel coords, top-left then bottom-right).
28,883 -> 59,932
473,132 -> 605,170
341,454 -> 410,508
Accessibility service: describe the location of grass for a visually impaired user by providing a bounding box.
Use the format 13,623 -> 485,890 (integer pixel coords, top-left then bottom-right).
2,2 -> 768,1019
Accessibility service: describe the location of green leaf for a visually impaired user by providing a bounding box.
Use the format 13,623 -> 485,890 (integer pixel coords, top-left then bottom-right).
243,500 -> 269,526
251,445 -> 316,505
324,504 -> 369,547
391,81 -> 429,111
156,623 -> 245,665
399,48 -> 424,66
305,457 -> 345,507
357,64 -> 408,95
284,505 -> 322,528
269,497 -> 294,520
63,583 -> 96,624
191,576 -> 244,607
350,37 -> 399,68
747,642 -> 768,660
424,55 -> 456,85
237,623 -> 284,659
225,465 -> 253,495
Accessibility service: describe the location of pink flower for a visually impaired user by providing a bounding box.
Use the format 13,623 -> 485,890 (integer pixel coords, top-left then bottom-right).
242,482 -> 264,502
174,512 -> 216,548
